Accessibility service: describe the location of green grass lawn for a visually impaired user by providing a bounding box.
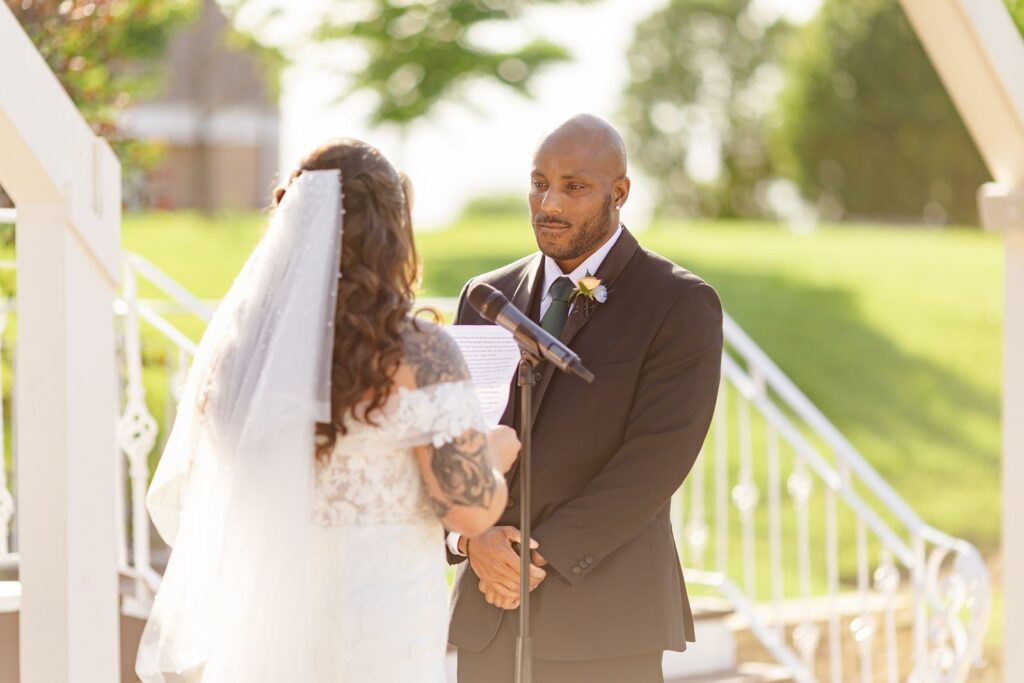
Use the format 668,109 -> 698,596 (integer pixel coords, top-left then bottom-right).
119,209 -> 1002,558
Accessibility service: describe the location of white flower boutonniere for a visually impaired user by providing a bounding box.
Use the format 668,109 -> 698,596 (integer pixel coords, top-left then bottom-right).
570,271 -> 609,317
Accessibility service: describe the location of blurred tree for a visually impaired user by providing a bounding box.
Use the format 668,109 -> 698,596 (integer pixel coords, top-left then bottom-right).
1009,0 -> 1024,30
772,0 -> 1024,225
5,0 -> 199,178
619,0 -> 790,218
227,0 -> 580,127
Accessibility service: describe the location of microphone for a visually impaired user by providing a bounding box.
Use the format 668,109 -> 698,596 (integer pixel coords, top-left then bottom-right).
467,282 -> 595,384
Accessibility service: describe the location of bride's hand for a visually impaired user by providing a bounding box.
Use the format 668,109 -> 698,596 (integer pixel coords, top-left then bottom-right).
487,425 -> 521,474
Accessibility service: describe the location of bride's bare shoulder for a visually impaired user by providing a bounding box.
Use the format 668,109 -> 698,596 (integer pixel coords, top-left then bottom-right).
396,317 -> 470,390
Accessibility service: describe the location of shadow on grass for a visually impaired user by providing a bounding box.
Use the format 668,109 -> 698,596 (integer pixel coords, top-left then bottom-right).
694,262 -> 1000,548
698,263 -> 998,464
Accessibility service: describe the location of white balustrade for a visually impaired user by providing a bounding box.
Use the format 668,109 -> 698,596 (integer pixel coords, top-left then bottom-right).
671,314 -> 992,683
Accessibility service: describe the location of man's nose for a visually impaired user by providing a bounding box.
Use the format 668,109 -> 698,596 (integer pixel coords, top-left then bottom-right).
540,190 -> 563,215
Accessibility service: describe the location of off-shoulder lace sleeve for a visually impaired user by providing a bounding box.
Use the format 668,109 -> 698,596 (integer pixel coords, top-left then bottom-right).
334,380 -> 486,456
399,380 -> 488,447
314,380 -> 488,526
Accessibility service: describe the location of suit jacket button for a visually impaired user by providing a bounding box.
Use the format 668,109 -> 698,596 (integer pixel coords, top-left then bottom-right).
571,566 -> 582,575
584,555 -> 594,564
533,371 -> 542,382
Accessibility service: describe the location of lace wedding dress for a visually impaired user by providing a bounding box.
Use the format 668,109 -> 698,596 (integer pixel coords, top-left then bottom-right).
136,171 -> 486,682
307,379 -> 483,681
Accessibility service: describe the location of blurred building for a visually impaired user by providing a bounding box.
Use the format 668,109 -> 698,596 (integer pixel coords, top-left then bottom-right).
120,0 -> 280,211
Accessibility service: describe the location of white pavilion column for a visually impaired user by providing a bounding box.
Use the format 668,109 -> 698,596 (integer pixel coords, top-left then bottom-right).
980,185 -> 1024,682
0,4 -> 123,680
995,209 -> 1024,683
897,2 -> 1024,677
15,202 -> 121,682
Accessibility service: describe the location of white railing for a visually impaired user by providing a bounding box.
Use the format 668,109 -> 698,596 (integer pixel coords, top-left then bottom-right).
0,241 -> 990,683
115,253 -> 214,617
672,315 -> 991,683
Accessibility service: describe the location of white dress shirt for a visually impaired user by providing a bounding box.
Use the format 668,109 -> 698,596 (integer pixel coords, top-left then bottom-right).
447,225 -> 624,557
538,224 -> 623,319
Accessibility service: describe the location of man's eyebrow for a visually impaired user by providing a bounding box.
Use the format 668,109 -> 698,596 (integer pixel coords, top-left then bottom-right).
560,173 -> 592,181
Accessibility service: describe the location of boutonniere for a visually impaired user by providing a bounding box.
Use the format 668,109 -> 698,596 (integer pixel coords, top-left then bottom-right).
569,272 -> 609,317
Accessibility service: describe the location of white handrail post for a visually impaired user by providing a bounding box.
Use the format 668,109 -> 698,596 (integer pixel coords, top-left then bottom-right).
978,184 -> 1024,683
895,1 -> 1024,678
1002,226 -> 1024,683
0,2 -> 123,678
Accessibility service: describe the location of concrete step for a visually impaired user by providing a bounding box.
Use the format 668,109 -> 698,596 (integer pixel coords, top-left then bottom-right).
728,591 -> 915,683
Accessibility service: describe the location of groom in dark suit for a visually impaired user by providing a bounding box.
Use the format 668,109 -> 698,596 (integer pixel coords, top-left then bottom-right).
447,114 -> 723,682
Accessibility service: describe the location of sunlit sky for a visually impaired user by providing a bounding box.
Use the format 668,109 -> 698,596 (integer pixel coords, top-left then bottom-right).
274,0 -> 822,228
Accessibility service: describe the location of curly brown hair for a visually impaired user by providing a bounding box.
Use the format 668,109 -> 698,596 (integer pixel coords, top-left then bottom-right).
273,139 -> 419,461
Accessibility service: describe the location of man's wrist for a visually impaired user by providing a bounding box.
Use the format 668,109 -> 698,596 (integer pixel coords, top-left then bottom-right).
460,535 -> 469,556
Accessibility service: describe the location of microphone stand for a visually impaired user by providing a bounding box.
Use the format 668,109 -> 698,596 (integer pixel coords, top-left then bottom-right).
515,348 -> 542,683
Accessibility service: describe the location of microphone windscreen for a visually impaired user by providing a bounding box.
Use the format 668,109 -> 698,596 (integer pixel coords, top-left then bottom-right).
466,282 -> 508,322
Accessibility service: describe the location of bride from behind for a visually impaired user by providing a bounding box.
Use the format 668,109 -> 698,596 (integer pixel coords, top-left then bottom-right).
136,139 -> 516,682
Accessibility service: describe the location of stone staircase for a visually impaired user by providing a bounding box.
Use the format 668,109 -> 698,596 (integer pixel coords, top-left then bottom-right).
730,593 -> 915,683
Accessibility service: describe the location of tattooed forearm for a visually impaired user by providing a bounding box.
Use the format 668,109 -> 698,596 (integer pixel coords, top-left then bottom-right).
402,321 -> 471,387
432,431 -> 497,510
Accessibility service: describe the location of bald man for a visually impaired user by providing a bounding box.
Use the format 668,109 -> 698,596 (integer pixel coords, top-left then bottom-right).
447,115 -> 723,682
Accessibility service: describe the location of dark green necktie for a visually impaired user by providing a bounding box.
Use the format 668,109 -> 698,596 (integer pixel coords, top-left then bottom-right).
540,276 -> 574,338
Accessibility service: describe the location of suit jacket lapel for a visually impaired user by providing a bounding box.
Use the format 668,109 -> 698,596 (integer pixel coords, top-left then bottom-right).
512,253 -> 545,319
529,228 -> 641,424
497,253 -> 545,427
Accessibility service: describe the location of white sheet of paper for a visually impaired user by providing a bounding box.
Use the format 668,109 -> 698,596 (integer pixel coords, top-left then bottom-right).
445,325 -> 520,426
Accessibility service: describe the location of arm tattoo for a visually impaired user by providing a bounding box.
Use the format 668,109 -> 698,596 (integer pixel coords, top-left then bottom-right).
431,431 -> 496,510
404,321 -> 494,511
428,495 -> 451,518
402,322 -> 471,387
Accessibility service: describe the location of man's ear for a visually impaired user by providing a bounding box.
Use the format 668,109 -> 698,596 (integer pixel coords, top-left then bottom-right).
613,176 -> 631,209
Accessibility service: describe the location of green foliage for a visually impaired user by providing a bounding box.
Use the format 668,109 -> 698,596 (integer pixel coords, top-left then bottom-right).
620,0 -> 790,218
1009,0 -> 1024,30
234,0 -> 580,127
337,2 -> 570,126
770,0 -> 1019,224
6,0 -> 199,174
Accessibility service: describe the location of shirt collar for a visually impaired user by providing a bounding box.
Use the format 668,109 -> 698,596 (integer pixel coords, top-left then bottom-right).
542,224 -> 624,297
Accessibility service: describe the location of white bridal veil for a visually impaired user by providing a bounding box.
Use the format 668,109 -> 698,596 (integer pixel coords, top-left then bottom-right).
136,170 -> 344,682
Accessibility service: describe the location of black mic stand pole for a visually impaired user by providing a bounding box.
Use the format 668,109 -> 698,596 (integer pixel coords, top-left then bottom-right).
515,348 -> 542,683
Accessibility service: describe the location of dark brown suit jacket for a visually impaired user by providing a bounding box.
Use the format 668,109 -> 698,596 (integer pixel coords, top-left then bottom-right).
448,227 -> 723,662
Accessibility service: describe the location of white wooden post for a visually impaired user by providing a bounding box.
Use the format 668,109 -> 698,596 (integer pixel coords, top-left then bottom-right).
1004,225 -> 1024,683
980,186 -> 1024,683
898,2 -> 1024,681
0,4 -> 122,681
